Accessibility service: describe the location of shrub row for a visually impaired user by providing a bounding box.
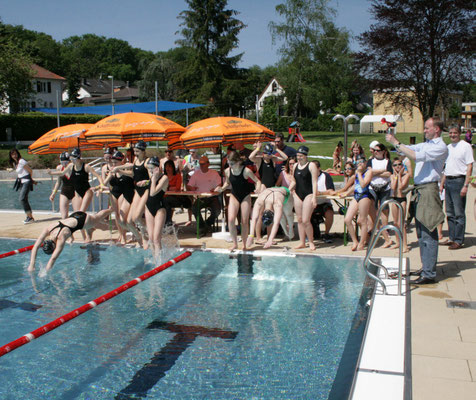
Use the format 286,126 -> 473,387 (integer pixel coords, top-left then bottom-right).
0,113 -> 104,141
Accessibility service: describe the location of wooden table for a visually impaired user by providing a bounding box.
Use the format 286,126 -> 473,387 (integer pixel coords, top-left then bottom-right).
165,191 -> 219,238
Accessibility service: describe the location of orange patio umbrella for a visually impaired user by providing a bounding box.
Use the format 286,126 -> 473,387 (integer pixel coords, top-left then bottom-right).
28,124 -> 103,155
178,117 -> 275,149
81,112 -> 185,145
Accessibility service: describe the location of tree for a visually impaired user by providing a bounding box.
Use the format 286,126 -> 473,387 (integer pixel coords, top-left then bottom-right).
0,39 -> 34,113
0,22 -> 62,74
138,48 -> 190,101
269,0 -> 354,118
176,0 -> 246,114
356,0 -> 475,120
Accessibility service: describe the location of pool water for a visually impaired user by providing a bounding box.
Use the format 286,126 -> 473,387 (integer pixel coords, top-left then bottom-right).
0,181 -> 108,212
0,239 -> 373,399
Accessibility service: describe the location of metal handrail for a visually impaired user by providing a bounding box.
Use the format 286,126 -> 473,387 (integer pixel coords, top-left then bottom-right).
363,199 -> 405,296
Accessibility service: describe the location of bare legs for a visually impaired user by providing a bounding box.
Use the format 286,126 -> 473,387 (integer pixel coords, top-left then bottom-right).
59,194 -> 72,219
127,191 -> 149,249
345,198 -> 371,251
228,195 -> 252,251
293,193 -> 315,250
391,202 -> 409,252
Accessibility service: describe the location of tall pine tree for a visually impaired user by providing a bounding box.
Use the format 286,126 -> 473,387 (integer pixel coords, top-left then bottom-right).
176,0 -> 246,114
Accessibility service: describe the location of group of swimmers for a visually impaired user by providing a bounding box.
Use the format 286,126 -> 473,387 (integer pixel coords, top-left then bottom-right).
22,137 -> 428,274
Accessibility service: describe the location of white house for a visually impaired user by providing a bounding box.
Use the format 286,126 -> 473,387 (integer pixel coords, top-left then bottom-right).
28,64 -> 66,109
62,77 -> 128,103
0,64 -> 65,113
257,78 -> 287,114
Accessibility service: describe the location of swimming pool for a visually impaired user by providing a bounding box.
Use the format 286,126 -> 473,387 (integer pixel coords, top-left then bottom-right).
0,239 -> 375,399
0,181 -> 108,212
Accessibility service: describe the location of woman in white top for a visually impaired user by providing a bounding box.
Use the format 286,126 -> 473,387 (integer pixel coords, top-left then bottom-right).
8,149 -> 35,223
367,143 -> 393,247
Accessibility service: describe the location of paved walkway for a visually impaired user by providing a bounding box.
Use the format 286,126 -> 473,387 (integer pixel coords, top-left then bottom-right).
0,188 -> 475,399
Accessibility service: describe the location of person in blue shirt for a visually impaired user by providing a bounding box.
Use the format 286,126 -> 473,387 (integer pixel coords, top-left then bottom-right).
386,117 -> 448,284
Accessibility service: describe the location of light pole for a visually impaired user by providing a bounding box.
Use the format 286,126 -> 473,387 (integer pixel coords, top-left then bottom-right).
332,114 -> 359,169
108,75 -> 115,115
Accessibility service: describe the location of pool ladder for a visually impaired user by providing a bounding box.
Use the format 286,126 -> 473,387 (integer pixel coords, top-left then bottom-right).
363,199 -> 404,296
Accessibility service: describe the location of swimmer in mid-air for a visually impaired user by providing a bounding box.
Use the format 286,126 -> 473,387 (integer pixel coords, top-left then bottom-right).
28,209 -> 112,274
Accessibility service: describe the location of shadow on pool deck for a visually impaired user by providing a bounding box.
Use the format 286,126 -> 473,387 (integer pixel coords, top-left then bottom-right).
1,187 -> 475,400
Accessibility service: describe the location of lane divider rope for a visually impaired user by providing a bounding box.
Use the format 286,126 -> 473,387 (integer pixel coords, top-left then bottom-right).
0,244 -> 36,259
0,250 -> 192,358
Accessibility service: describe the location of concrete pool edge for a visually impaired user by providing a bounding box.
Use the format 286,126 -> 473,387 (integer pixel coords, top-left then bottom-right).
350,256 -> 411,400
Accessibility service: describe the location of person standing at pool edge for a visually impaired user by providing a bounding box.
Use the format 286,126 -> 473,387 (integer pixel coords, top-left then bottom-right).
386,117 -> 448,284
439,124 -> 474,249
8,149 -> 35,224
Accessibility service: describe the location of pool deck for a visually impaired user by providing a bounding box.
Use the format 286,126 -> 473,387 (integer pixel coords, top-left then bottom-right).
0,188 -> 475,400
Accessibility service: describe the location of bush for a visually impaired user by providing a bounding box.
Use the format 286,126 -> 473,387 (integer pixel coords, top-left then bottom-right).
0,113 -> 104,141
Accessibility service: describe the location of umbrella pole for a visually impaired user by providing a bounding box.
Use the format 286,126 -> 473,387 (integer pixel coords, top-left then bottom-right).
212,144 -> 231,240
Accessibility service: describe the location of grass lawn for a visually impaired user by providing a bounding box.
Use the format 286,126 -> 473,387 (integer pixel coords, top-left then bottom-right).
1,130 -> 434,172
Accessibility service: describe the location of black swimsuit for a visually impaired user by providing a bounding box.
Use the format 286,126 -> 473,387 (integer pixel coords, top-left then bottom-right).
70,163 -> 91,198
60,172 -> 75,200
259,160 -> 276,188
294,163 -> 313,201
133,160 -> 150,197
146,189 -> 165,217
50,211 -> 87,237
110,174 -> 135,204
230,167 -> 254,203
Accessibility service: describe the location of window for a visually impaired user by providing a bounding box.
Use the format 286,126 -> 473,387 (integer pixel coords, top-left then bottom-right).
31,101 -> 36,108
34,81 -> 51,93
49,102 -> 54,108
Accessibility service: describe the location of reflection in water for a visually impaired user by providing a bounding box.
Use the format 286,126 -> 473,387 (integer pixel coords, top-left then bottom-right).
236,254 -> 255,275
81,244 -> 106,265
0,299 -> 42,312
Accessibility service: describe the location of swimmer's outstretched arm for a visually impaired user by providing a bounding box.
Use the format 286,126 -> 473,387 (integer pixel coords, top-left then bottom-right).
28,228 -> 49,272
246,199 -> 264,248
45,237 -> 66,272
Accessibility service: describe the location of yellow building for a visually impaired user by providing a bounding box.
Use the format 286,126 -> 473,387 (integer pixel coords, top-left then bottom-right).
373,90 -> 462,133
462,102 -> 476,130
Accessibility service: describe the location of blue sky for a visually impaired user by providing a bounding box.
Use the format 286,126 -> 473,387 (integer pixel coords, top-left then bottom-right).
0,0 -> 374,68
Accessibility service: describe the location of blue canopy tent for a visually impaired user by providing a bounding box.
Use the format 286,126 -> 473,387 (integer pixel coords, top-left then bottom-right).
33,100 -> 204,115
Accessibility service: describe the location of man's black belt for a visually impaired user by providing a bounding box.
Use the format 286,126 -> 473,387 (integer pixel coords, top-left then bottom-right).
446,175 -> 466,179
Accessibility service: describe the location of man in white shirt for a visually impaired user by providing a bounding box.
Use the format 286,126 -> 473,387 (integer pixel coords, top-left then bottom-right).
186,156 -> 222,234
440,124 -> 474,249
386,117 -> 448,284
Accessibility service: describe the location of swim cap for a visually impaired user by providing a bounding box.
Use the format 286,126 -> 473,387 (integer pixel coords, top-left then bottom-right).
112,150 -> 124,161
134,140 -> 147,151
262,210 -> 274,227
60,151 -> 70,161
297,146 -> 309,155
263,143 -> 274,155
369,140 -> 380,150
70,147 -> 81,159
42,240 -> 56,255
147,156 -> 161,167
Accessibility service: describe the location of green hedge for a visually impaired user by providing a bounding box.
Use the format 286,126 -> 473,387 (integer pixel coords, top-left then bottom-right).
0,113 -> 105,141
